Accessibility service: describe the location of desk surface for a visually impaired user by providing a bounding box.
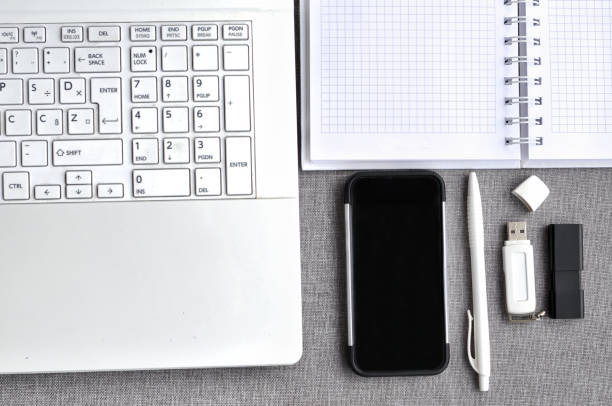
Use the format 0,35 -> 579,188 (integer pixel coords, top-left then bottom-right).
0,169 -> 611,405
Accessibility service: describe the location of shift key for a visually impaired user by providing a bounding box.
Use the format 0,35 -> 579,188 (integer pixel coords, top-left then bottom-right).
75,47 -> 121,72
53,139 -> 123,166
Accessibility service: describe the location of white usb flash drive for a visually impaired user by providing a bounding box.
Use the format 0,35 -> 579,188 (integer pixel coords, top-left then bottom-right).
502,222 -> 537,320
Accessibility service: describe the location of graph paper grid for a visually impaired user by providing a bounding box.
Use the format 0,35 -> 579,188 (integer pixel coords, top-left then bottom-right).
319,0 -> 498,136
549,0 -> 612,134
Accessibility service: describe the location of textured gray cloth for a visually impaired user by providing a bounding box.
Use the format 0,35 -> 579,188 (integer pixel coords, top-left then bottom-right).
0,169 -> 611,405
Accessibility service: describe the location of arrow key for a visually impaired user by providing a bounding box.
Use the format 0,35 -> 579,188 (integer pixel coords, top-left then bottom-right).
97,183 -> 124,199
66,170 -> 92,185
66,184 -> 92,199
34,185 -> 61,200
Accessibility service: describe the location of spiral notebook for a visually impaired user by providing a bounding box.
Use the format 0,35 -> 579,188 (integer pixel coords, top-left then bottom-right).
300,0 -> 612,169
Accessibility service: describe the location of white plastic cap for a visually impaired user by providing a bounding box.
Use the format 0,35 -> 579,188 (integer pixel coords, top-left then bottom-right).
479,375 -> 489,392
512,175 -> 550,212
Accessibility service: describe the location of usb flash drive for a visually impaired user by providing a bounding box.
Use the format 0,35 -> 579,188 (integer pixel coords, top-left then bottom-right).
502,222 -> 536,320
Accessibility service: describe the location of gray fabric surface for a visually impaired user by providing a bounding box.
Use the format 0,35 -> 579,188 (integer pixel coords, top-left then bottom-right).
0,169 -> 611,405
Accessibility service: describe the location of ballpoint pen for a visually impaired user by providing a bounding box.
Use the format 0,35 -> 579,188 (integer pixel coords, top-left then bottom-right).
466,172 -> 491,392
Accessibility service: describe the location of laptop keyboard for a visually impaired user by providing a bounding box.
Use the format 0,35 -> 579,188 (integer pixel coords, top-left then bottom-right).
0,22 -> 254,203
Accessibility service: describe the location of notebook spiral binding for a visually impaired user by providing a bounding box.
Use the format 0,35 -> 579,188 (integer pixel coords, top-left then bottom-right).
504,0 -> 543,146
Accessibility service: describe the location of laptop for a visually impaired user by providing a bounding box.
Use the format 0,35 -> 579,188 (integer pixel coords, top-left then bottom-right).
0,0 -> 302,373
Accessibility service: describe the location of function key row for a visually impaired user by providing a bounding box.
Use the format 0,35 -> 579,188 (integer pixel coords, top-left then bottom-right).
0,24 -> 249,44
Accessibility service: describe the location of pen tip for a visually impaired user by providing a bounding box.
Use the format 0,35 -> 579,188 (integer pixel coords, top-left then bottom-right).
479,375 -> 489,392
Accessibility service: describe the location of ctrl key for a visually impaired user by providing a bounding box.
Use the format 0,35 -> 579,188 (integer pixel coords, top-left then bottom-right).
2,172 -> 30,200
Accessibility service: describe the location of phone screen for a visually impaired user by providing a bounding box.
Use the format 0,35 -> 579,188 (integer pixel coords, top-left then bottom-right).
348,173 -> 447,375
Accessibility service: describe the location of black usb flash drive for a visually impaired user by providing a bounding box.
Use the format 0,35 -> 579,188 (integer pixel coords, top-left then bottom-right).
548,224 -> 584,319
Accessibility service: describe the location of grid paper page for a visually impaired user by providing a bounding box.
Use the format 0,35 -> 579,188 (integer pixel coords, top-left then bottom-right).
319,0 -> 497,136
549,0 -> 612,134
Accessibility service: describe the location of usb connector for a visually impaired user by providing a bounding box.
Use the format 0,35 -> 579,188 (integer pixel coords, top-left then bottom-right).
507,221 -> 528,241
502,221 -> 536,319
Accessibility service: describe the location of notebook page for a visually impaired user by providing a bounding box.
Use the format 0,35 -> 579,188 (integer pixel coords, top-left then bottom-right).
306,0 -> 520,168
527,0 -> 612,163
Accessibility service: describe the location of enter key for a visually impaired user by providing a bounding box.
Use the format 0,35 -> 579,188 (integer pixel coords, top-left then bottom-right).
91,77 -> 122,134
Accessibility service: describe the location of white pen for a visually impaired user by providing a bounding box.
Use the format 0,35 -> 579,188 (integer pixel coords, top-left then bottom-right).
466,172 -> 491,392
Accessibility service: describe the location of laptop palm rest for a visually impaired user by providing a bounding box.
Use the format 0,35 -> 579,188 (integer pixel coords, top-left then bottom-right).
0,199 -> 302,374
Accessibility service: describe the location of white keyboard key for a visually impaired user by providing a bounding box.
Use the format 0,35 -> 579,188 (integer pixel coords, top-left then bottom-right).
97,183 -> 124,198
21,140 -> 48,167
66,170 -> 92,185
132,107 -> 158,133
28,78 -> 55,105
0,79 -> 24,105
34,185 -> 61,200
223,24 -> 249,40
24,27 -> 46,43
133,169 -> 191,198
0,28 -> 19,44
225,137 -> 252,195
75,47 -> 121,73
91,77 -> 122,134
53,139 -> 123,166
131,77 -> 157,103
162,107 -> 189,133
223,45 -> 249,71
163,137 -> 190,164
43,47 -> 70,73
161,25 -> 187,41
162,76 -> 188,102
61,26 -> 83,42
194,137 -> 221,163
0,49 -> 7,74
12,48 -> 38,74
66,184 -> 92,199
36,109 -> 63,135
59,78 -> 86,104
131,46 -> 156,72
224,76 -> 251,132
88,26 -> 121,42
5,110 -> 32,136
193,76 -> 219,101
192,25 -> 217,41
0,141 -> 17,167
194,106 -> 220,133
161,46 -> 188,72
132,138 -> 159,164
67,108 -> 94,135
2,172 -> 30,200
192,45 -> 218,71
195,168 -> 221,196
130,25 -> 156,41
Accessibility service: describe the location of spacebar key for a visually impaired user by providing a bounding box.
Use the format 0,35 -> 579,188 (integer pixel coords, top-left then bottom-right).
53,139 -> 123,166
133,169 -> 191,198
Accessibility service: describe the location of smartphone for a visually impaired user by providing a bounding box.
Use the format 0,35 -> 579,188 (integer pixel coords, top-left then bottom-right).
344,171 -> 449,376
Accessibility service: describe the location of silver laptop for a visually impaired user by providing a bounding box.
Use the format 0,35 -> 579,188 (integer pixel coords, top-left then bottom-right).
0,0 -> 302,373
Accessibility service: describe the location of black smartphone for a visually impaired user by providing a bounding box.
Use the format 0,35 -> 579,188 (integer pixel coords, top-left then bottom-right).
344,171 -> 449,376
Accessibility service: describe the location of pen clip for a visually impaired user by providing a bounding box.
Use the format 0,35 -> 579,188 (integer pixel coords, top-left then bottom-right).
466,309 -> 479,374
